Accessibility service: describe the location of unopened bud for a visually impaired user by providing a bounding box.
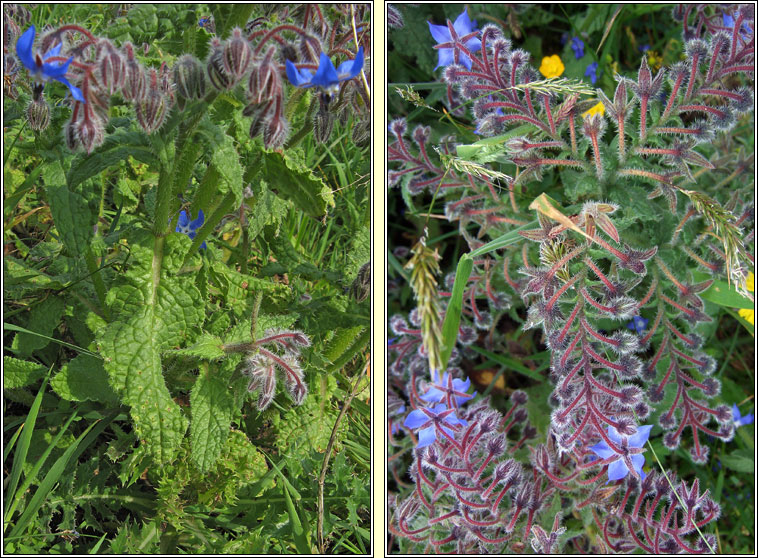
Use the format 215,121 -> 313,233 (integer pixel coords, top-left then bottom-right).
26,97 -> 50,132
222,28 -> 252,82
135,89 -> 169,134
97,41 -> 126,94
263,115 -> 289,149
313,101 -> 334,144
173,54 -> 206,104
206,39 -> 232,90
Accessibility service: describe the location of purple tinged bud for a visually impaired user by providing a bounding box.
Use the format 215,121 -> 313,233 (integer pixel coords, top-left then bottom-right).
313,102 -> 334,144
614,416 -> 637,436
511,390 -> 528,405
474,310 -> 493,330
388,117 -> 407,138
715,404 -> 732,424
206,39 -> 232,90
457,325 -> 477,345
609,331 -> 641,355
701,377 -> 720,397
690,445 -> 708,463
487,434 -> 506,456
173,54 -> 206,103
442,63 -> 466,84
619,385 -> 643,406
634,401 -> 651,419
222,27 -> 252,82
263,114 -> 289,149
684,39 -> 709,59
135,88 -> 169,134
121,42 -> 146,102
662,431 -> 680,449
411,125 -> 431,146
97,41 -> 126,95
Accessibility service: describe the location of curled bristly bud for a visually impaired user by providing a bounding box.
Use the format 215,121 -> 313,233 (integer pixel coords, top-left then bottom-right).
263,114 -> 289,149
173,54 -> 206,105
26,96 -> 50,132
96,40 -> 126,95
121,43 -> 146,102
135,88 -> 169,134
206,38 -> 232,90
223,27 -> 252,82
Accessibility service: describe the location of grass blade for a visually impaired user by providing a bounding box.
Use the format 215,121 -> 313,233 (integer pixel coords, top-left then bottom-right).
4,366 -> 52,522
439,255 -> 474,372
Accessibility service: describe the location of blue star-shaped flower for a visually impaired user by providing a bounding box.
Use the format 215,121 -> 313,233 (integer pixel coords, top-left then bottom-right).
589,424 -> 652,482
285,47 -> 364,96
420,370 -> 474,407
626,315 -> 648,335
16,25 -> 85,102
732,404 -> 754,428
403,403 -> 468,448
585,61 -> 599,85
571,37 -> 584,59
175,209 -> 207,249
428,8 -> 481,70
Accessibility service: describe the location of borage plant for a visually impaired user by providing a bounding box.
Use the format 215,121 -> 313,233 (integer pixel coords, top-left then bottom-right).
388,4 -> 754,554
4,3 -> 370,554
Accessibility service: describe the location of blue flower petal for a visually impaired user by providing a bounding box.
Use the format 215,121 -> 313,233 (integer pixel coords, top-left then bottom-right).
628,424 -> 653,448
336,46 -> 364,81
51,74 -> 84,102
404,408 -> 431,429
16,25 -> 36,71
177,210 -> 190,228
417,425 -> 437,447
428,21 -> 451,44
189,209 -> 205,230
453,8 -> 475,35
285,59 -> 313,87
589,440 -> 615,460
45,42 -> 63,59
311,51 -> 340,87
41,56 -> 72,79
630,454 -> 646,479
607,458 -> 629,481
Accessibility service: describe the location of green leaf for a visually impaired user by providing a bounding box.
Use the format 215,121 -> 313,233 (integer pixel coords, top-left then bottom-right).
11,296 -> 66,358
169,333 -> 226,361
692,271 -> 753,309
3,257 -> 66,295
259,150 -> 335,218
190,362 -> 237,472
67,131 -> 156,190
46,183 -> 96,257
721,449 -> 754,473
3,356 -> 46,389
246,181 -> 291,240
98,234 -> 204,463
468,345 -> 546,382
439,255 -> 473,372
210,131 -> 244,208
51,354 -> 119,404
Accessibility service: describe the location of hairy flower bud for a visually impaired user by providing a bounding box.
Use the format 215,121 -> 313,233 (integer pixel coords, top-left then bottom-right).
206,39 -> 232,90
173,54 -> 206,107
135,88 -> 169,134
97,40 -> 126,94
223,27 -> 252,82
263,114 -> 289,149
26,97 -> 50,132
121,42 -> 146,102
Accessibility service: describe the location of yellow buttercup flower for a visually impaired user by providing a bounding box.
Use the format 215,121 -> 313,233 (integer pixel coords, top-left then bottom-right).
582,101 -> 605,118
738,271 -> 754,325
539,55 -> 564,78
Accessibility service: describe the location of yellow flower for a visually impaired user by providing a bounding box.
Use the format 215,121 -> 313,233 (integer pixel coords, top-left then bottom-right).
737,272 -> 754,325
582,101 -> 605,118
738,308 -> 754,325
647,50 -> 663,71
539,55 -> 564,78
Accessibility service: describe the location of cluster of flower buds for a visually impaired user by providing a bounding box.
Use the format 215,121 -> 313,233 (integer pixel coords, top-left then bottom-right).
242,328 -> 311,411
11,6 -> 369,152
